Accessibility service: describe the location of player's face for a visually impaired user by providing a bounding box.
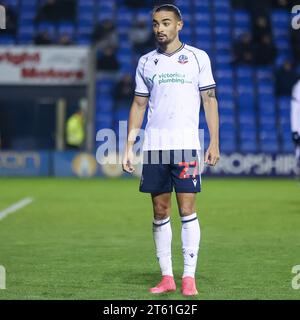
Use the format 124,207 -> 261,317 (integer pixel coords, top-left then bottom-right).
152,11 -> 183,45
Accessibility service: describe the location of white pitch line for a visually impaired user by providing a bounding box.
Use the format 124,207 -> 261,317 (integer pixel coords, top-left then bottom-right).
0,197 -> 34,221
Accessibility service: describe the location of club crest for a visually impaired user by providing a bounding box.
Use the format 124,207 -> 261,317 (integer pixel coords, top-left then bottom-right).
178,54 -> 188,64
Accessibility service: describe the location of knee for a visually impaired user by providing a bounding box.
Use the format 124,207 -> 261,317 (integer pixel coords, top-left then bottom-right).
179,205 -> 195,216
153,202 -> 170,220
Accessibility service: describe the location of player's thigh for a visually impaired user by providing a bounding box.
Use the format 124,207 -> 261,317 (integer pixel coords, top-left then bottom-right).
151,192 -> 172,219
175,192 -> 197,216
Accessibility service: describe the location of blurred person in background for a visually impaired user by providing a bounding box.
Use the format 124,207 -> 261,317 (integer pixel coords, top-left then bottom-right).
35,0 -> 57,22
291,79 -> 300,179
92,19 -> 118,50
291,26 -> 300,62
57,0 -> 76,22
252,15 -> 272,43
58,34 -> 73,46
129,17 -> 155,55
35,0 -> 76,23
254,34 -> 277,66
233,32 -> 255,65
125,0 -> 149,9
114,73 -> 135,111
34,31 -> 53,45
275,60 -> 299,96
97,47 -> 120,73
66,103 -> 86,150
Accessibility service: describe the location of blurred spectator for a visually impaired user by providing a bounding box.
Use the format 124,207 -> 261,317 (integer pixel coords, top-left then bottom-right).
97,47 -> 120,72
291,27 -> 300,62
34,31 -> 53,45
35,0 -> 76,23
275,61 -> 299,96
58,34 -> 73,46
92,20 -> 118,50
252,15 -> 272,43
125,0 -> 149,9
57,0 -> 76,22
254,35 -> 277,65
231,0 -> 248,9
35,0 -> 57,22
1,5 -> 17,36
271,0 -> 289,9
233,33 -> 255,65
247,0 -> 270,16
151,0 -> 175,5
114,74 -> 135,110
66,106 -> 85,150
129,18 -> 155,55
272,0 -> 298,9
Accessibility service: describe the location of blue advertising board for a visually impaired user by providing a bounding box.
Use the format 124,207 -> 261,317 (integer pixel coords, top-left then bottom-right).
0,151 -> 49,176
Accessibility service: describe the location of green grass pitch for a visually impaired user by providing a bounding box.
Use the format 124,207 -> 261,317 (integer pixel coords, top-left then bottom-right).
0,177 -> 299,300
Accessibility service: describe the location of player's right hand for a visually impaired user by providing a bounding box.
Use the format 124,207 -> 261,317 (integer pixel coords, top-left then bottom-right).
122,147 -> 135,174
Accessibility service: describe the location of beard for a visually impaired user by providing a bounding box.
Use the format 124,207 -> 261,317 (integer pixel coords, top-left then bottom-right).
155,34 -> 173,45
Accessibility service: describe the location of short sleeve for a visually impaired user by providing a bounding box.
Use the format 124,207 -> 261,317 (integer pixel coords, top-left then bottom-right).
197,51 -> 216,91
134,57 -> 150,97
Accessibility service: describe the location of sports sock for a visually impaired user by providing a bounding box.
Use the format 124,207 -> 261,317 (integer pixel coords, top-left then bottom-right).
153,217 -> 173,277
181,213 -> 201,278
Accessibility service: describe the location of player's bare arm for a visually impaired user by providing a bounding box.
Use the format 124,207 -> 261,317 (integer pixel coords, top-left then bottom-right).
201,88 -> 220,166
122,95 -> 148,173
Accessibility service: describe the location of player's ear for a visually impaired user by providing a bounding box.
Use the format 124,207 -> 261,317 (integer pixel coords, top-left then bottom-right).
177,20 -> 183,31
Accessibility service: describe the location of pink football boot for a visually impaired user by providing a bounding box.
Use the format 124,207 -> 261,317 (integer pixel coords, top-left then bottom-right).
149,275 -> 176,294
181,276 -> 199,296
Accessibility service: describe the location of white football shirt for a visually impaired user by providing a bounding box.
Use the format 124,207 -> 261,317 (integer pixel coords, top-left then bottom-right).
135,43 -> 216,151
291,79 -> 300,134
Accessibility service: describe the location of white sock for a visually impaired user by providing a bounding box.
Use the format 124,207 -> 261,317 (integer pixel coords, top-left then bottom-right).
181,213 -> 201,278
153,217 -> 173,277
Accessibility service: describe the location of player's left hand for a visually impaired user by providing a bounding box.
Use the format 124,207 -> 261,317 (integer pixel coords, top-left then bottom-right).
205,144 -> 220,166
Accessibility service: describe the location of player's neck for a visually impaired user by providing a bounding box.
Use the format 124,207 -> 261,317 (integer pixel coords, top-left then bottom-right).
159,39 -> 183,54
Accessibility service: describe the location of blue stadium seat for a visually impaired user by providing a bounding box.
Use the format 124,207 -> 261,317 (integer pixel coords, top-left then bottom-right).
0,35 -> 16,44
95,115 -> 113,130
233,27 -> 250,38
215,39 -> 231,50
237,85 -> 255,108
260,138 -> 279,153
214,13 -> 231,27
58,23 -> 75,37
194,0 -> 210,9
37,22 -> 56,35
255,67 -> 273,81
214,26 -> 231,41
271,10 -> 290,27
18,26 -> 35,39
233,10 -> 250,28
78,0 -> 94,11
4,0 -> 19,9
240,139 -> 258,153
213,0 -> 230,9
96,78 -> 115,95
236,66 -> 254,79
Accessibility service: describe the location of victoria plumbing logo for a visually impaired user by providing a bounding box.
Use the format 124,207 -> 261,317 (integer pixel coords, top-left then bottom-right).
291,5 -> 300,30
0,5 -> 6,29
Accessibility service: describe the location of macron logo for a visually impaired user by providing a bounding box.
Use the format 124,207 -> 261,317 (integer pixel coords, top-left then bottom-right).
192,179 -> 197,187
